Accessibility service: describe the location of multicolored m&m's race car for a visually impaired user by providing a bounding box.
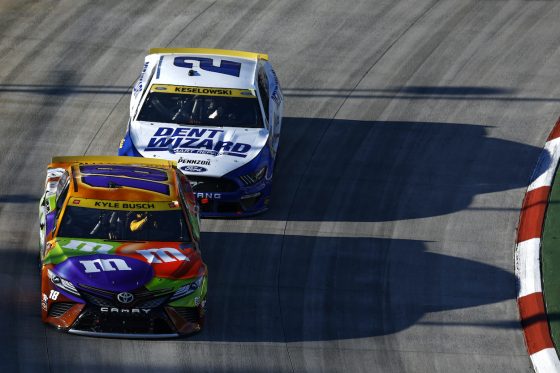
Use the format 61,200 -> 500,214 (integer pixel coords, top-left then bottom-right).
119,48 -> 284,217
39,156 -> 207,338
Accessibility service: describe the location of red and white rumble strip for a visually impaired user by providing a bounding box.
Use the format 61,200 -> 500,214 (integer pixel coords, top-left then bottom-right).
516,117 -> 560,372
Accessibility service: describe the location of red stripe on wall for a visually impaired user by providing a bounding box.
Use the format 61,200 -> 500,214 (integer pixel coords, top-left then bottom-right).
547,117 -> 560,141
519,292 -> 555,355
517,186 -> 551,243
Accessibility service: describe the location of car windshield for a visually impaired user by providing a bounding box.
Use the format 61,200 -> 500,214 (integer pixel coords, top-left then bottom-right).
137,92 -> 264,128
58,206 -> 191,242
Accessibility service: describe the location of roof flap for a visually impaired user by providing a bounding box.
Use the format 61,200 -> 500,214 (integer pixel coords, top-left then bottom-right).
148,48 -> 268,61
50,155 -> 176,168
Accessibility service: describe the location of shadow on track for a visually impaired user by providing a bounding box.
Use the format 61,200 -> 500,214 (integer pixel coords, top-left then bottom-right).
0,84 -> 129,95
4,234 -> 517,345
7,109 -> 541,348
261,117 -> 542,222
193,116 -> 540,342
0,248 -> 47,371
194,232 -> 517,342
283,85 -> 560,102
0,194 -> 39,203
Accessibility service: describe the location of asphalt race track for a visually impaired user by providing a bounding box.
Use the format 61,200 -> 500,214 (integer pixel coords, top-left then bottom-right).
1,1 -> 560,372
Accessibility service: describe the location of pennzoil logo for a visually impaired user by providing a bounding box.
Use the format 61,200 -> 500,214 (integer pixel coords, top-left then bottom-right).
178,157 -> 210,166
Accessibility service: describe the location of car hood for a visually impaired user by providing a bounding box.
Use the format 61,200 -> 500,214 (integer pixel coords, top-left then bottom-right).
45,238 -> 205,292
130,120 -> 269,177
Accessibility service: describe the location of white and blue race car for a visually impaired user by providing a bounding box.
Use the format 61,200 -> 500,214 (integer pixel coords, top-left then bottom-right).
119,48 -> 284,217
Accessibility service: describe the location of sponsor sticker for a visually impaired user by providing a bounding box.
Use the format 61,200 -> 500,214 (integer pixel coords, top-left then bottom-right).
270,69 -> 283,105
41,293 -> 48,311
79,258 -> 132,273
136,247 -> 190,264
181,166 -> 207,173
49,290 -> 60,300
194,192 -> 221,199
133,61 -> 150,97
117,292 -> 134,304
178,157 -> 210,166
62,239 -> 114,254
55,254 -> 154,292
100,307 -> 150,315
68,198 -> 180,211
150,84 -> 255,98
146,127 -> 251,158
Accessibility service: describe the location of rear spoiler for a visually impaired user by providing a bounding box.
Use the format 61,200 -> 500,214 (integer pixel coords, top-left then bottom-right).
49,155 -> 176,168
148,47 -> 269,61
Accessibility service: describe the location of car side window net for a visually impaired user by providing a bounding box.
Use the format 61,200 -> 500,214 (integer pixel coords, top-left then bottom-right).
257,69 -> 269,118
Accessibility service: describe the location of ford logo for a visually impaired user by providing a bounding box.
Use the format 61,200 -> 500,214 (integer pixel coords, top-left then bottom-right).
181,166 -> 207,173
117,292 -> 134,304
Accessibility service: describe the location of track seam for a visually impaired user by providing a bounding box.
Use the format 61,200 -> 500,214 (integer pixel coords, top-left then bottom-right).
44,328 -> 52,372
275,2 -> 439,371
277,219 -> 295,372
164,1 -> 217,47
83,93 -> 130,154
331,0 -> 439,117
84,1 -> 217,154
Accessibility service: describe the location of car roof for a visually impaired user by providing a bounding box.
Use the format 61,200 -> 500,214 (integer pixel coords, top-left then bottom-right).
147,48 -> 268,90
49,156 -> 179,202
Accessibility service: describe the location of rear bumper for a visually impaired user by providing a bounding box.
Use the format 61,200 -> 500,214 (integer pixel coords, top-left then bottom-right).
195,179 -> 271,217
68,329 -> 179,339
